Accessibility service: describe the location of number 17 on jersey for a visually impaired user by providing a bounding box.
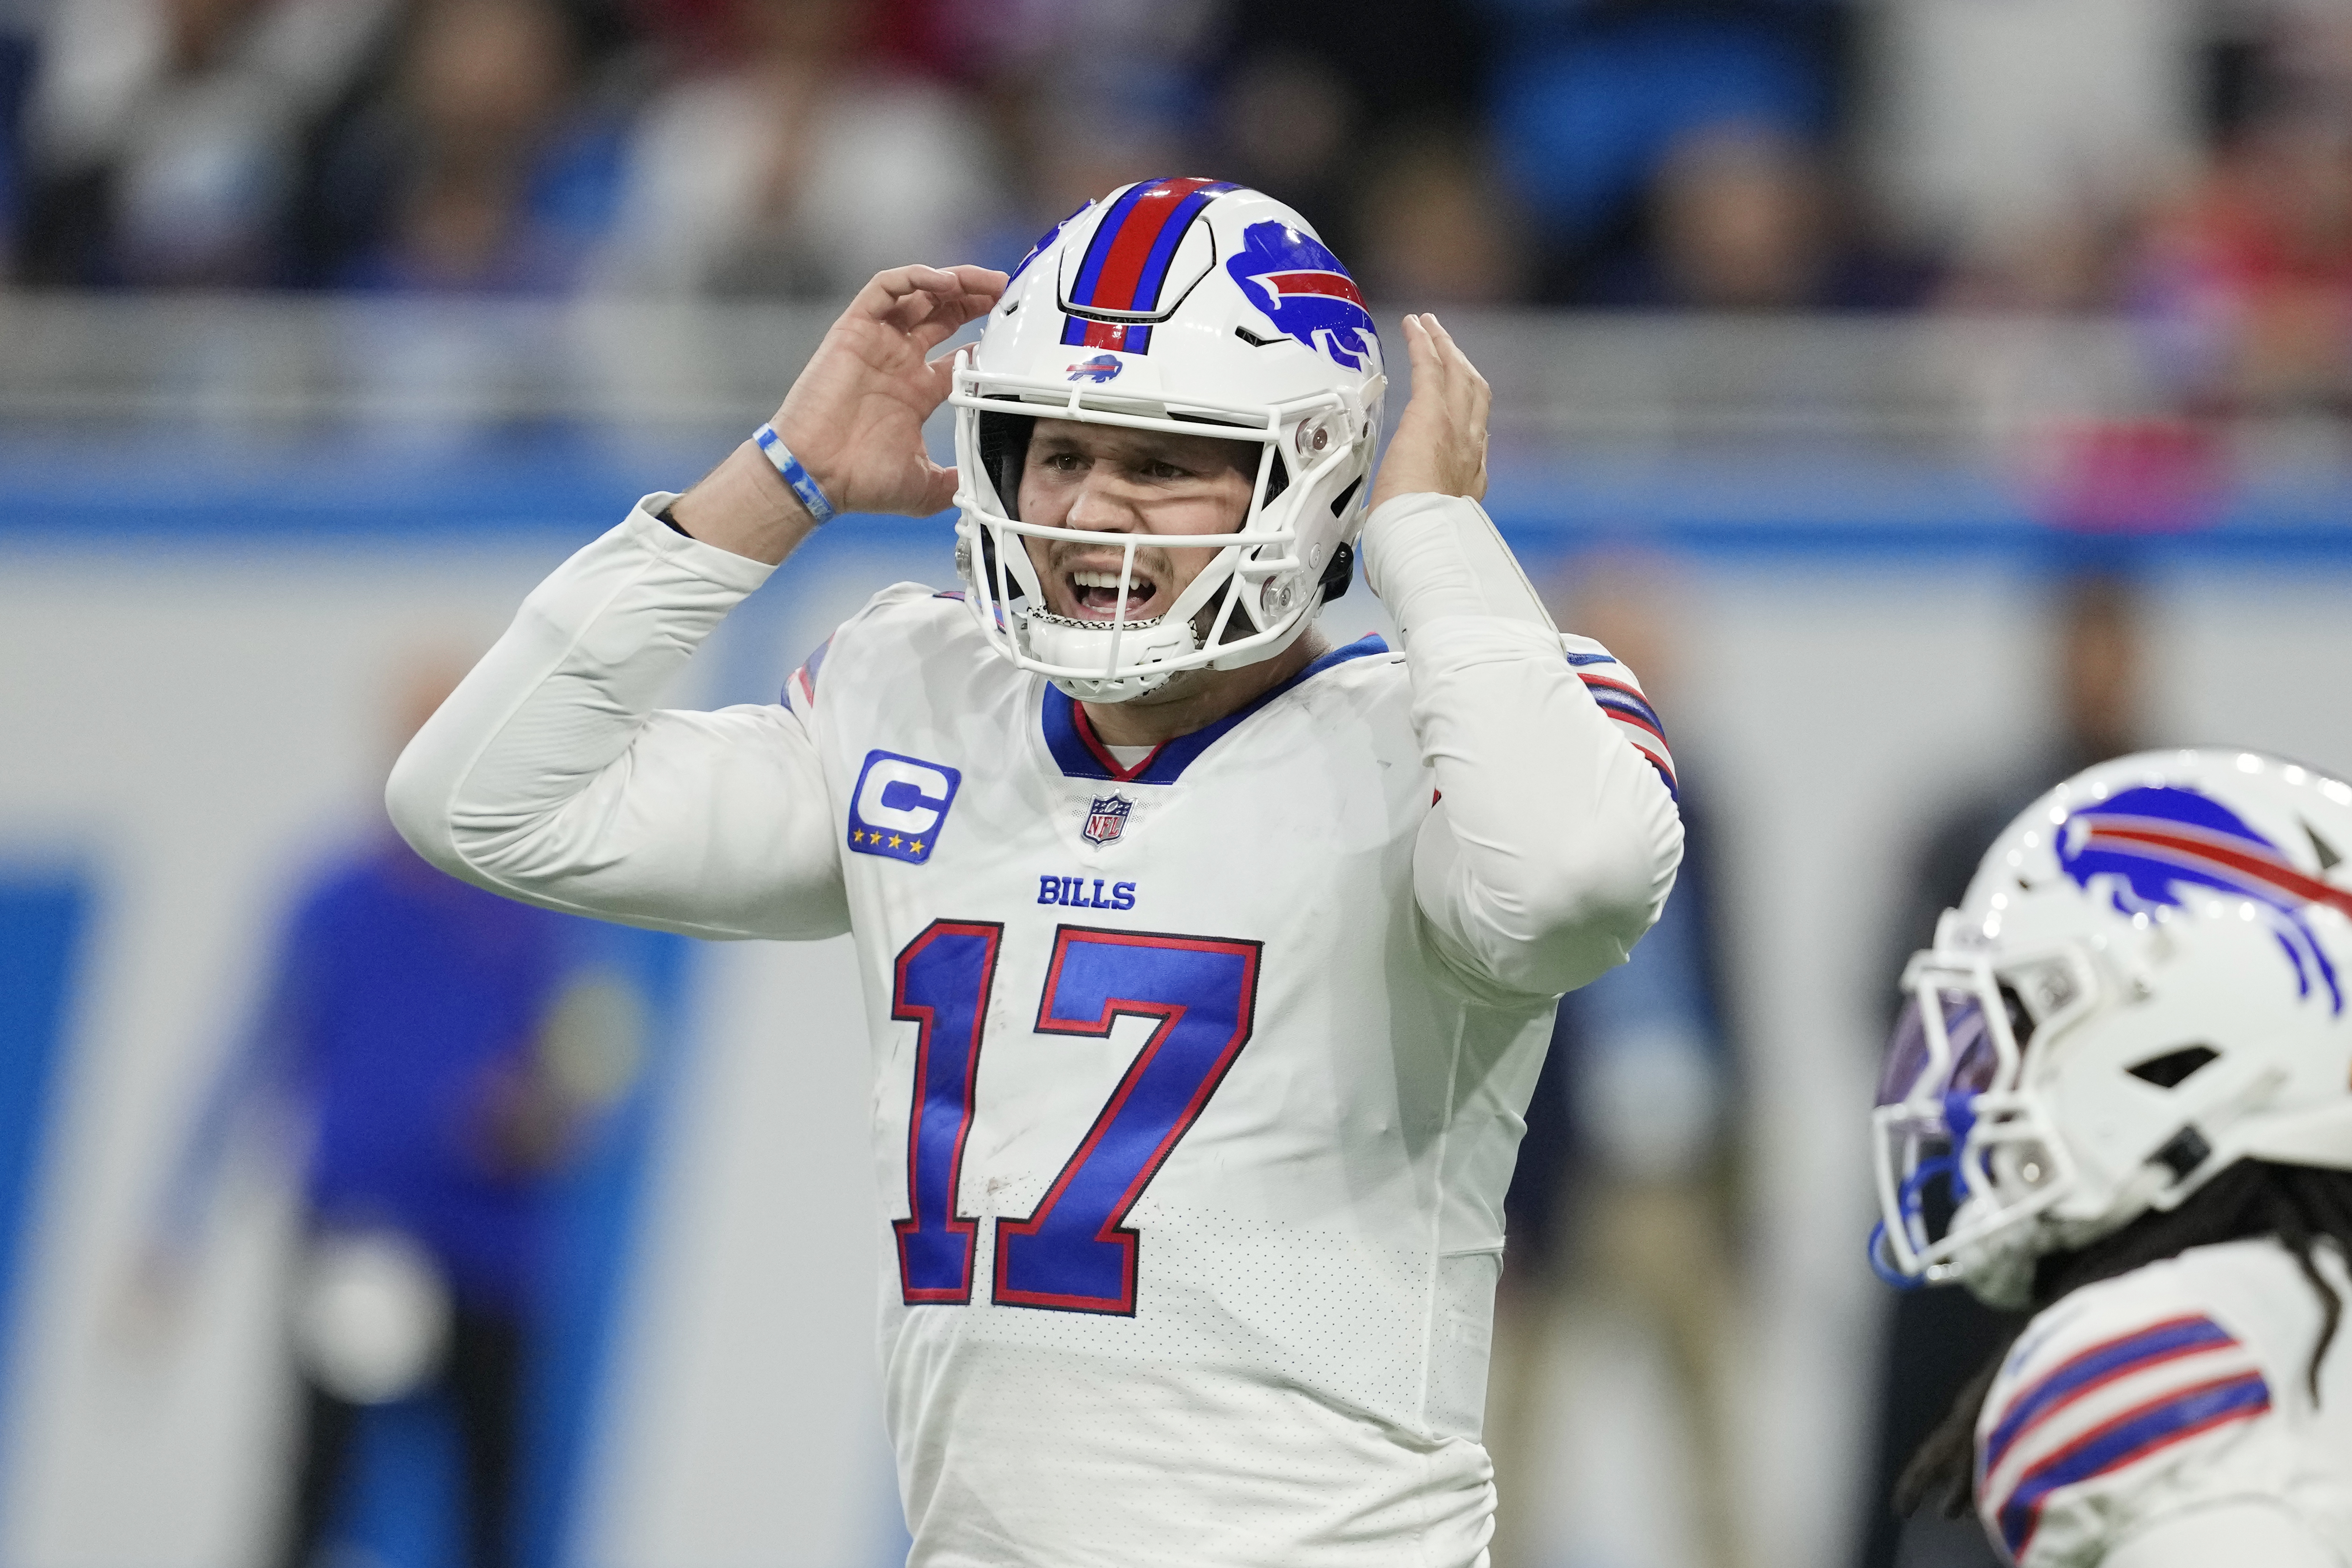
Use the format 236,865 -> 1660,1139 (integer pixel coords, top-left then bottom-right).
889,918 -> 1262,1315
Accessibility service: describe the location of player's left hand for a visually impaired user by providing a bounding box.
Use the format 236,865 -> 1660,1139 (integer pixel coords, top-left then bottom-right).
1368,313 -> 1490,511
772,263 -> 1009,517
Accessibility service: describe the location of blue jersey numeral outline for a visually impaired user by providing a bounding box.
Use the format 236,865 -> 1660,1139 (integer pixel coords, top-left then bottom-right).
891,921 -> 1001,1303
886,919 -> 1262,1314
995,925 -> 1262,1313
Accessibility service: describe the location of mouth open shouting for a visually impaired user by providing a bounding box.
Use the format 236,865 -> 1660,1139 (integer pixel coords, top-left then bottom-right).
1012,418 -> 1260,632
1060,558 -> 1169,623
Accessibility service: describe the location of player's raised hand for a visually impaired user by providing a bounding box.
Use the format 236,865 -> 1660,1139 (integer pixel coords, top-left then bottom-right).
1368,314 -> 1491,510
773,264 -> 1008,517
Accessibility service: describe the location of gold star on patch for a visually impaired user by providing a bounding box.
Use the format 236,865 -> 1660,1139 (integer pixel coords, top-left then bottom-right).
888,834 -> 904,849
911,840 -> 925,854
850,830 -> 866,844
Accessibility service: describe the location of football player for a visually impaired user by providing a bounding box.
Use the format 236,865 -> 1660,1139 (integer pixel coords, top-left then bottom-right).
1871,749 -> 2352,1567
387,180 -> 1683,1564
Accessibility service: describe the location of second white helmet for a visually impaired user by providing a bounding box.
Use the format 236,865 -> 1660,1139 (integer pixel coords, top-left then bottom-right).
1871,749 -> 2352,1305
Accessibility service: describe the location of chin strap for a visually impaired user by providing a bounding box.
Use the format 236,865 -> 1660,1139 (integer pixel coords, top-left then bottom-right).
1355,492 -> 1556,648
1318,541 -> 1354,604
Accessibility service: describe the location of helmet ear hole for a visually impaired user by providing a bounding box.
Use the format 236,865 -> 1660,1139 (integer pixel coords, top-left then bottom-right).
2127,1044 -> 2222,1089
977,409 -> 1036,519
1998,983 -> 2037,1051
1196,579 -> 1261,645
978,527 -> 1007,601
1261,449 -> 1290,507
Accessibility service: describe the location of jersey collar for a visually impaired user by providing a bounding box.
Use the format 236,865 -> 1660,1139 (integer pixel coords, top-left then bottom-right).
1040,635 -> 1389,786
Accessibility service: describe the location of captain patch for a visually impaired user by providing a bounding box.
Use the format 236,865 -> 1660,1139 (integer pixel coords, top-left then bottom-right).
849,750 -> 961,864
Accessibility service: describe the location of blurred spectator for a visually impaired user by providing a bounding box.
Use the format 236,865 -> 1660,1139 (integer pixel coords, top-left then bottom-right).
1348,124 -> 1527,306
2133,80 -> 2352,413
1935,203 -> 2145,315
1008,107 -> 1193,260
1646,122 -> 1829,309
848,0 -> 1222,256
988,9 -> 1212,263
1585,119 -> 1932,310
1481,0 -> 1843,305
1199,0 -> 1484,259
1212,47 -> 1355,248
144,660 -> 638,1568
1,0 -> 36,271
1867,0 -> 2200,310
15,0 -> 397,284
1488,558 -> 1744,1568
590,0 -> 1002,297
305,0 -> 625,292
1850,574 -> 2151,1568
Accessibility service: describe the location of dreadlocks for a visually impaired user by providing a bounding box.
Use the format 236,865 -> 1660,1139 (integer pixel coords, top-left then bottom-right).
1895,1159 -> 2352,1523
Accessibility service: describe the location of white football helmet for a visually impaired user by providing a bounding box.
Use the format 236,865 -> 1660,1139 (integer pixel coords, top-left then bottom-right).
1871,749 -> 2352,1307
947,178 -> 1386,702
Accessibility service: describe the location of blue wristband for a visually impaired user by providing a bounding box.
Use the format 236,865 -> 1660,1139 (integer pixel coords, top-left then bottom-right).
753,423 -> 838,525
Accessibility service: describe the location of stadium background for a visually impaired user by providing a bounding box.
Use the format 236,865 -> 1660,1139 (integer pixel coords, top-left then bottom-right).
4,4 -> 2352,1568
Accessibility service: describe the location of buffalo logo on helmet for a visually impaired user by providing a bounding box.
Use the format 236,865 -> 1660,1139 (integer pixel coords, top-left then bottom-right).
1082,794 -> 1133,847
1066,353 -> 1124,384
1225,220 -> 1378,372
2056,784 -> 2352,1013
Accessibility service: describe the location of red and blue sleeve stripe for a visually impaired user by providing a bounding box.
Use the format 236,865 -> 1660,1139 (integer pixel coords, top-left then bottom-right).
1061,178 -> 1237,354
1992,1371 -> 2270,1559
782,634 -> 832,712
1568,652 -> 1676,798
1979,1315 -> 2237,1480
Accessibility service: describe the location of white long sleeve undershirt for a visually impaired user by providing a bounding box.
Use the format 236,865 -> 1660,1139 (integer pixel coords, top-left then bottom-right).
1358,490 -> 1681,996
388,497 -> 848,941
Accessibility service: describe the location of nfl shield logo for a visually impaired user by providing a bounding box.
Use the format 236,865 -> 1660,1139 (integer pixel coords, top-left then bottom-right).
1082,794 -> 1133,846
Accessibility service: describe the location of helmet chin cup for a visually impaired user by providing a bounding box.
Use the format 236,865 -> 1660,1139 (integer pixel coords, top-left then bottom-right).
1944,1203 -> 2043,1310
1021,611 -> 1196,703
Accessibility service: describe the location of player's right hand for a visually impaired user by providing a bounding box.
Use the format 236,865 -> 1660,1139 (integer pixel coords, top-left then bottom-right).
771,264 -> 1008,517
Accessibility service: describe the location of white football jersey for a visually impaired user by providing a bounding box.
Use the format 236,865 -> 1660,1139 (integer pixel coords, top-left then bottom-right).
1975,1238 -> 2352,1568
388,499 -> 1683,1567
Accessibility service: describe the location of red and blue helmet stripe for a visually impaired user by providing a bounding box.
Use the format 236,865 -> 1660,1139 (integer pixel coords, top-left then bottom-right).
1061,177 -> 1239,354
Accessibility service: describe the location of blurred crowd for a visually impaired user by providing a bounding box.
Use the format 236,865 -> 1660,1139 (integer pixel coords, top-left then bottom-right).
0,0 -> 2348,410
1,11 -> 2338,1568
